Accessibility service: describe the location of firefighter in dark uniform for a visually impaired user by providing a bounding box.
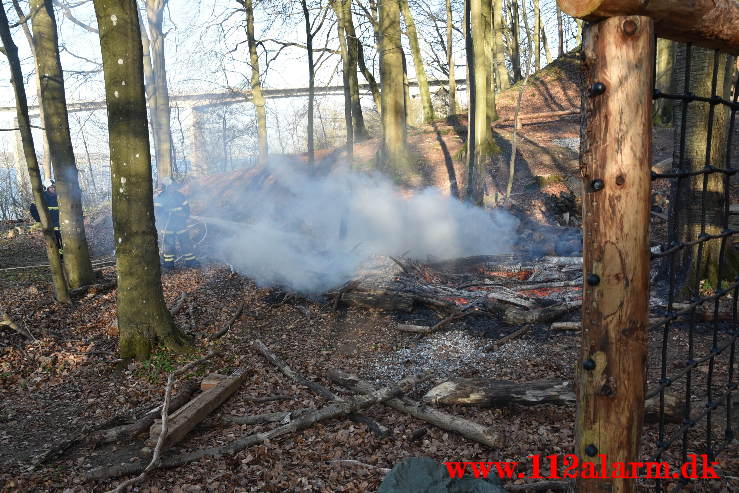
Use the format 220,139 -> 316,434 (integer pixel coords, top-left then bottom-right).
29,181 -> 63,256
154,178 -> 198,270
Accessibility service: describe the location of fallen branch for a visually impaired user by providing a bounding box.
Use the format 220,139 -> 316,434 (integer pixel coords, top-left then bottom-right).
87,380 -> 199,446
549,322 -> 580,331
70,280 -> 117,298
105,371 -> 175,493
168,292 -> 187,315
253,339 -> 389,437
210,301 -> 245,340
329,459 -> 391,474
423,378 -> 683,423
227,408 -> 311,425
242,394 -> 293,403
484,326 -> 530,352
327,369 -> 502,449
0,310 -> 33,340
503,300 -> 582,325
85,372 -> 425,481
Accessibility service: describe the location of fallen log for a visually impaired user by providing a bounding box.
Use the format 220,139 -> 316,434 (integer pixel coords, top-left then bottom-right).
87,380 -> 199,446
327,369 -> 502,449
503,300 -> 582,325
227,408 -> 311,425
85,372 -> 425,481
253,339 -> 389,437
70,280 -> 117,298
209,301 -> 245,340
483,325 -> 530,352
423,379 -> 682,423
147,369 -> 249,451
0,310 -> 33,340
549,322 -> 581,331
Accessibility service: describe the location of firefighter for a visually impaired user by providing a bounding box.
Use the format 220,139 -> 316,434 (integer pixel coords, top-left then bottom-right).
29,180 -> 63,257
154,178 -> 198,270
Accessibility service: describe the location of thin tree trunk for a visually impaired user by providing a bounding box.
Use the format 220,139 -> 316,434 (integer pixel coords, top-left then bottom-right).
556,5 -> 564,58
10,0 -> 53,182
399,0 -> 434,123
342,0 -> 368,140
379,0 -> 408,170
243,0 -> 267,166
356,38 -> 381,114
0,3 -> 69,303
541,24 -> 552,65
445,0 -> 456,115
509,0 -> 521,82
145,0 -> 174,181
533,0 -> 540,71
92,0 -> 191,360
301,0 -> 315,164
334,0 -> 354,156
492,0 -> 509,90
29,0 -> 94,289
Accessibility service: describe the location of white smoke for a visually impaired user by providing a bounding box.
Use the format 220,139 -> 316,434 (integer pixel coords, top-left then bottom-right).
198,159 -> 519,293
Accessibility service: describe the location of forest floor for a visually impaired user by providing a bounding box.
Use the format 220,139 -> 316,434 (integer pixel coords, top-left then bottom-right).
1,53 -> 737,492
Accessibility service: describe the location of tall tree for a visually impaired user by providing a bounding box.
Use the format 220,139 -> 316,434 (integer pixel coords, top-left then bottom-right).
533,0 -> 540,71
29,0 -> 95,289
143,0 -> 175,181
301,0 -> 316,164
92,0 -> 190,360
445,0 -> 456,115
556,4 -> 564,57
508,0 -> 521,82
240,0 -> 268,165
0,2 -> 69,303
492,0 -> 509,90
466,0 -> 498,206
379,0 -> 407,169
673,47 -> 738,290
399,0 -> 434,123
340,0 -> 368,140
333,0 -> 354,155
10,0 -> 52,182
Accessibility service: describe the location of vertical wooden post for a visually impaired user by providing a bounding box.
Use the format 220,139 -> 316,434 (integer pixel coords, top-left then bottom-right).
577,15 -> 653,493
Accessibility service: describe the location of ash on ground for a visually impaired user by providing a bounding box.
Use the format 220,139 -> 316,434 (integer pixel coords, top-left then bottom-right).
366,328 -> 565,387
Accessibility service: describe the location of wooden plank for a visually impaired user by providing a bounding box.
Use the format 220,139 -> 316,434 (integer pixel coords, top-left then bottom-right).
148,369 -> 249,450
576,16 -> 654,493
200,373 -> 229,391
557,0 -> 739,54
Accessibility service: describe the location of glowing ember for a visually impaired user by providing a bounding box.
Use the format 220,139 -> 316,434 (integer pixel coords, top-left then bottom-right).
445,297 -> 470,305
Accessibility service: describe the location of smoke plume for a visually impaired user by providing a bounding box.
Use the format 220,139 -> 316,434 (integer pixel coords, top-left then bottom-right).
195,159 -> 519,293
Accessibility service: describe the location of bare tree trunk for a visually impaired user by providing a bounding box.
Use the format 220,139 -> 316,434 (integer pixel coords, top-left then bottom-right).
29,0 -> 94,289
556,5 -> 564,58
445,0 -> 456,115
541,23 -> 552,65
483,0 -> 497,122
301,0 -> 315,164
466,0 -> 498,206
400,0 -> 434,123
145,0 -> 175,181
509,0 -> 521,82
342,0 -> 368,140
334,0 -> 354,156
0,3 -> 69,303
10,0 -> 53,182
379,0 -> 408,170
93,0 -> 191,360
242,0 -> 268,166
674,47 -> 738,291
533,0 -> 540,71
493,0 -> 509,91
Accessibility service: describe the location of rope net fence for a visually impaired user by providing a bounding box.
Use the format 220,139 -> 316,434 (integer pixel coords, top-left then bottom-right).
643,40 -> 738,492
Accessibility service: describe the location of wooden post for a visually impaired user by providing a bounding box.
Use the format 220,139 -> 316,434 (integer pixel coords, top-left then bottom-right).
557,0 -> 739,54
576,15 -> 653,493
